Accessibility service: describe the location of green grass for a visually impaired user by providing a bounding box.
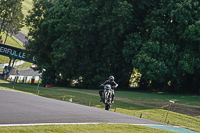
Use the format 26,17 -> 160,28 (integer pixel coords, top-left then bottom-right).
52,87 -> 200,106
0,124 -> 174,133
22,0 -> 33,16
1,33 -> 24,48
115,91 -> 200,106
0,55 -> 10,64
21,0 -> 33,35
20,26 -> 30,36
0,84 -> 199,132
0,79 -> 9,83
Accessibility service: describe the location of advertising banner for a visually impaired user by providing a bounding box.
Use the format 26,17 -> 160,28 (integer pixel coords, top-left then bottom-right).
0,43 -> 35,63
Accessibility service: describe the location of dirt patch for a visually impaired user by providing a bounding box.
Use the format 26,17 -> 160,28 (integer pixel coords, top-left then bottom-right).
53,87 -> 200,118
114,97 -> 200,118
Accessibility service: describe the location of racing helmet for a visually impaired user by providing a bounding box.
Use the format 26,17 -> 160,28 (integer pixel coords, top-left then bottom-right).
109,76 -> 114,82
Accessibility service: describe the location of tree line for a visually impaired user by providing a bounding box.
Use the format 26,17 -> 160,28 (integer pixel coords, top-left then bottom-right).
26,0 -> 200,93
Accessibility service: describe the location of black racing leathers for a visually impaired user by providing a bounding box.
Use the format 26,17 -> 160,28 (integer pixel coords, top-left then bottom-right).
101,80 -> 118,89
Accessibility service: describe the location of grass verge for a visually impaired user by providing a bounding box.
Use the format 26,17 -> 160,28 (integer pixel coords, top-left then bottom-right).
0,124 -> 175,133
0,84 -> 199,132
21,0 -> 33,35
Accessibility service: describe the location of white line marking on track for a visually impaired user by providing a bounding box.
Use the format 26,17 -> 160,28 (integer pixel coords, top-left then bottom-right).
0,123 -> 178,127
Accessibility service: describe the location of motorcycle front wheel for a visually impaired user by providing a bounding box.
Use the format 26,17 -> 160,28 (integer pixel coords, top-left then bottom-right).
105,104 -> 111,111
103,92 -> 107,104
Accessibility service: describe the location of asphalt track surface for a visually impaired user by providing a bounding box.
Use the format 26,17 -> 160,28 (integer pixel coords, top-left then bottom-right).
1,89 -> 199,133
13,31 -> 29,45
0,89 -> 167,125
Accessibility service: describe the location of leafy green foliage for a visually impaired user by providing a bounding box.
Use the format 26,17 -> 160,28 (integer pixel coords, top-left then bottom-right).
26,0 -> 136,88
0,0 -> 24,41
123,0 -> 200,93
26,0 -> 200,93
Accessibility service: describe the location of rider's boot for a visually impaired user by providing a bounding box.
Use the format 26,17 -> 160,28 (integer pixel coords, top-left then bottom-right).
100,97 -> 103,102
111,95 -> 114,103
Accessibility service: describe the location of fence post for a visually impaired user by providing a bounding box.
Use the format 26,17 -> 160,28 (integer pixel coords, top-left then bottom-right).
165,100 -> 175,123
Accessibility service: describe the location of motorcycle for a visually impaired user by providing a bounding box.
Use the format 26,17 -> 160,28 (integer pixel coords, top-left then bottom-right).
101,84 -> 113,111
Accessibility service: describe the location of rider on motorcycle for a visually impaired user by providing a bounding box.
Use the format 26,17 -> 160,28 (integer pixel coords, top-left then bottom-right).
99,76 -> 118,103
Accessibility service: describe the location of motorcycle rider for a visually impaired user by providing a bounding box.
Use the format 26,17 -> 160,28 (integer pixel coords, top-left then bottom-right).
99,76 -> 118,103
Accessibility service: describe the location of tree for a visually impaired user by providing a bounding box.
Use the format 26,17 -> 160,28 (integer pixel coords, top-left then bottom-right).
26,0 -> 56,85
123,0 -> 200,93
26,0 -> 140,88
28,0 -> 200,93
0,0 -> 12,33
0,0 -> 24,43
4,0 -> 24,44
53,0 -> 135,88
